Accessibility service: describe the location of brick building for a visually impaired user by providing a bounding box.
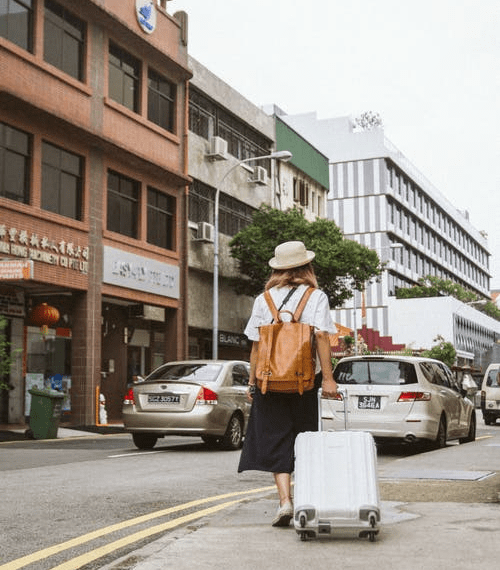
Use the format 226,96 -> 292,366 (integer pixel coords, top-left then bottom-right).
0,1 -> 191,424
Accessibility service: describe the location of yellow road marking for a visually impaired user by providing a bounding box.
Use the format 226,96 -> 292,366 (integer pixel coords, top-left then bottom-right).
49,499 -> 243,570
0,486 -> 275,570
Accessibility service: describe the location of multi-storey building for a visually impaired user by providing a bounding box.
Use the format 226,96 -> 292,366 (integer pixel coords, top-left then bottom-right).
186,77 -> 331,361
186,56 -> 275,360
280,113 -> 497,363
0,1 -> 191,424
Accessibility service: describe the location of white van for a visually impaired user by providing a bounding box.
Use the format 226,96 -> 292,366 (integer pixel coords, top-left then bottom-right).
481,363 -> 500,425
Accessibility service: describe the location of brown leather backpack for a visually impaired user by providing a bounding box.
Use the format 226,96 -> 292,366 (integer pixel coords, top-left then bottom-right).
256,287 -> 316,395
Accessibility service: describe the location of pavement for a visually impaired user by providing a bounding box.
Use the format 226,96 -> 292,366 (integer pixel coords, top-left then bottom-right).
98,429 -> 500,570
2,422 -> 499,569
0,422 -> 126,442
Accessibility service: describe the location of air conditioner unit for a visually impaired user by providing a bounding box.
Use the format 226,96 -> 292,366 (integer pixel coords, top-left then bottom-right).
196,221 -> 214,242
206,136 -> 228,160
250,165 -> 268,185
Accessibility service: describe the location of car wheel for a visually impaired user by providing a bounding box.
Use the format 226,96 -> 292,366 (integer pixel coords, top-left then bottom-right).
459,412 -> 476,444
433,416 -> 447,449
484,415 -> 495,426
220,414 -> 243,450
132,433 -> 158,450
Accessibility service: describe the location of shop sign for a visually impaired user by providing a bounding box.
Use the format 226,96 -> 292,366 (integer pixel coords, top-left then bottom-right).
135,0 -> 156,34
0,259 -> 33,280
0,224 -> 89,274
103,246 -> 179,298
0,290 -> 25,317
218,332 -> 249,348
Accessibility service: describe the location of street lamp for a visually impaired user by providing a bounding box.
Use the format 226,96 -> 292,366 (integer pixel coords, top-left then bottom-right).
212,150 -> 293,359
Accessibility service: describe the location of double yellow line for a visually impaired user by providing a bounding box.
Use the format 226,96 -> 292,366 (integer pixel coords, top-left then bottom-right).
0,485 -> 275,570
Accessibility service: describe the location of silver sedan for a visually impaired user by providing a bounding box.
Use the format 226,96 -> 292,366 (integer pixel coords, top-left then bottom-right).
122,360 -> 251,450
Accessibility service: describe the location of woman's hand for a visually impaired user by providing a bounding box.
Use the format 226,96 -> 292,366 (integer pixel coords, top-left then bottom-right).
321,378 -> 338,399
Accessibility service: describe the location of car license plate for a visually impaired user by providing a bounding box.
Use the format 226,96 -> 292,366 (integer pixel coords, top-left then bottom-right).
358,395 -> 381,410
148,394 -> 180,404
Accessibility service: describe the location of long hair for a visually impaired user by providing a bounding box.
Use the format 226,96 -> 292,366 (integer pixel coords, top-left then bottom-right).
264,263 -> 318,290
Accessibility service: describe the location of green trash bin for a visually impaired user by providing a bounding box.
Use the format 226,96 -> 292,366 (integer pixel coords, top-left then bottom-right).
28,388 -> 65,439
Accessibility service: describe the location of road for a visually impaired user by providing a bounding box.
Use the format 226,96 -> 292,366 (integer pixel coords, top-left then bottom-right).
0,419 -> 497,570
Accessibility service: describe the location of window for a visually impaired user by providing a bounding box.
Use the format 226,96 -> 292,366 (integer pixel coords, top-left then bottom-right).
41,141 -> 83,219
148,68 -> 175,132
108,42 -> 140,112
188,88 -> 271,162
0,121 -> 31,203
334,360 -> 418,385
107,170 -> 139,238
147,187 -> 175,250
0,0 -> 33,51
44,0 -> 85,81
189,179 -> 255,237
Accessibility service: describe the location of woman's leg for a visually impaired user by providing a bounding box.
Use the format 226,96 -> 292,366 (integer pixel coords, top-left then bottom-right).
273,472 -> 292,505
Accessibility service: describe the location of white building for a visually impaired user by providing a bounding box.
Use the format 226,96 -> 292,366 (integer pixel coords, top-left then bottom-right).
280,113 -> 495,363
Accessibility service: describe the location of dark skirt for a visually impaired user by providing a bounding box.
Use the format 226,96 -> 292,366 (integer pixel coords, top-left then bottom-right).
238,374 -> 321,474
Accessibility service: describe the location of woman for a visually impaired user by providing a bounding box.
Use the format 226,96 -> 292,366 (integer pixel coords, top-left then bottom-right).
238,241 -> 338,527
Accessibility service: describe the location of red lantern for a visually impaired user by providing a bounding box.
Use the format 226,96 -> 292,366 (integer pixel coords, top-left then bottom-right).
30,303 -> 60,328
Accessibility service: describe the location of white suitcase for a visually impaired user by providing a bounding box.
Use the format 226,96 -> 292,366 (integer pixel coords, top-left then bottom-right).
293,390 -> 381,541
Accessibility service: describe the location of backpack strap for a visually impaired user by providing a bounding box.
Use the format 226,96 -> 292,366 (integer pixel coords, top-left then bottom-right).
292,287 -> 315,321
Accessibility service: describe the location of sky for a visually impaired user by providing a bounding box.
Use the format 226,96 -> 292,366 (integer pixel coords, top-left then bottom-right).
171,0 -> 500,289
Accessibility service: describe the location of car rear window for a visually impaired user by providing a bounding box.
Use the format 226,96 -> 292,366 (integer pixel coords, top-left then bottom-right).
334,360 -> 418,385
147,363 -> 222,383
486,367 -> 500,387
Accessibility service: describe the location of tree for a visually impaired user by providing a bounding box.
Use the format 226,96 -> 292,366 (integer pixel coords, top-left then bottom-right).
396,276 -> 500,321
354,111 -> 383,131
229,206 -> 382,306
421,335 -> 457,368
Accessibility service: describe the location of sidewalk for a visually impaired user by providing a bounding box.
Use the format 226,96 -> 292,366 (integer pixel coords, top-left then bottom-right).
99,434 -> 500,570
0,422 -> 125,442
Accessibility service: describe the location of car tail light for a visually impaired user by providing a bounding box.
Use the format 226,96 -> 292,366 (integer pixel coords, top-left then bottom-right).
196,386 -> 218,405
123,387 -> 135,405
398,391 -> 431,402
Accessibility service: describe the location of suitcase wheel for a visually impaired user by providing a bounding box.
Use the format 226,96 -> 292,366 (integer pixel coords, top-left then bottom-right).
368,513 -> 377,542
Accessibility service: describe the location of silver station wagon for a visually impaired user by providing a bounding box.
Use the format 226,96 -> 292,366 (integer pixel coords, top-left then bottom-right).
122,360 -> 251,450
325,355 -> 476,447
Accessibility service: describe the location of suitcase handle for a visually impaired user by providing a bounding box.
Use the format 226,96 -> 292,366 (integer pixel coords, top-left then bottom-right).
318,387 -> 347,432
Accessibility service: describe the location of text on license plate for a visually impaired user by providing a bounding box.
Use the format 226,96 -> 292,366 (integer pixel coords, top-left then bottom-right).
148,394 -> 180,404
358,395 -> 381,410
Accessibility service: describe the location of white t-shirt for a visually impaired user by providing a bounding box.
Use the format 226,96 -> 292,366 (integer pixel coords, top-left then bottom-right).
244,284 -> 337,342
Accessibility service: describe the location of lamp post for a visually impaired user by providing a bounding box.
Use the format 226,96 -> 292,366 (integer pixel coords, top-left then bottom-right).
212,150 -> 293,359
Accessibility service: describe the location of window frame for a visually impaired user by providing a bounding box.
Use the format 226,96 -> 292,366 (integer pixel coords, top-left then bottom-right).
41,140 -> 83,220
107,169 -> 139,238
0,121 -> 31,204
0,0 -> 33,52
43,0 -> 86,81
108,42 -> 141,113
147,186 -> 175,251
147,67 -> 175,133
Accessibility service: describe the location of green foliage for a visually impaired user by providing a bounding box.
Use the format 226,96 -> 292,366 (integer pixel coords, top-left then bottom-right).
395,275 -> 500,322
421,336 -> 457,368
395,276 -> 476,302
229,206 -> 382,306
0,316 -> 14,391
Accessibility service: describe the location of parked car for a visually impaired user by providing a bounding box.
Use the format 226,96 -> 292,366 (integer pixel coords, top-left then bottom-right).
325,355 -> 476,448
480,363 -> 500,425
122,360 -> 251,450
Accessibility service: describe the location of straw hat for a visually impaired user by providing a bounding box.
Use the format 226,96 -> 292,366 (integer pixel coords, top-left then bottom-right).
268,241 -> 315,270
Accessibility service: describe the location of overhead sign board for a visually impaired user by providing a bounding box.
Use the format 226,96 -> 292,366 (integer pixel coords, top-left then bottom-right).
0,259 -> 33,280
103,246 -> 180,299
